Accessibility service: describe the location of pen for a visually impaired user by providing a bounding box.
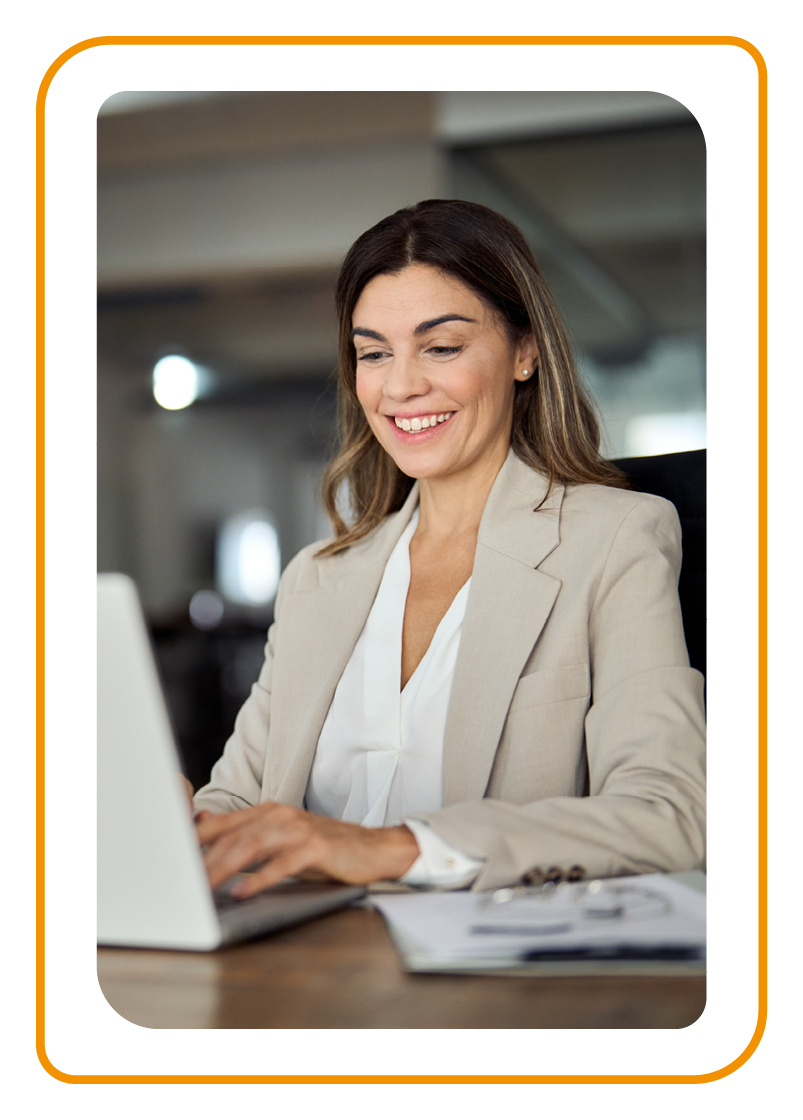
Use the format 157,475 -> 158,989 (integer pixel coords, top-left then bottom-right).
521,944 -> 703,961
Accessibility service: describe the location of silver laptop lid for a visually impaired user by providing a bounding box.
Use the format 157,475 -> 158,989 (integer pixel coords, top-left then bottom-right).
97,573 -> 222,949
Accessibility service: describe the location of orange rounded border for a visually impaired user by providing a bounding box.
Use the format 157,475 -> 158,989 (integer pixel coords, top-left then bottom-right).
36,35 -> 767,1085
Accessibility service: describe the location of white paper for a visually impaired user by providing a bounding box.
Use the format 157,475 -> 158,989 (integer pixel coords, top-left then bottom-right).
371,873 -> 706,967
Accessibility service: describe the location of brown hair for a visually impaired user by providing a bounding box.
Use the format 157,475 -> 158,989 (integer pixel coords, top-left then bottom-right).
318,199 -> 628,557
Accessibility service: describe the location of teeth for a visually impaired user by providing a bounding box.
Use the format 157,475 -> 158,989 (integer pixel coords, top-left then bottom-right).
393,412 -> 453,431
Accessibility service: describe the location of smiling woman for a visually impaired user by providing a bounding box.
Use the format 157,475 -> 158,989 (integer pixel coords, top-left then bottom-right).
352,267 -> 529,491
321,200 -> 627,556
192,200 -> 706,899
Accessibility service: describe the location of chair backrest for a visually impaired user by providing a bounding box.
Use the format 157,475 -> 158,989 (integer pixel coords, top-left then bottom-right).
611,449 -> 706,680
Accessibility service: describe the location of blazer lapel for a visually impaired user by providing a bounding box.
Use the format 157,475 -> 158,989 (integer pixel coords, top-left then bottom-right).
268,486 -> 419,806
442,452 -> 565,805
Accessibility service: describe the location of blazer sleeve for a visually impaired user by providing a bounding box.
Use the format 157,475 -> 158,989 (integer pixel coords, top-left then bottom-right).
407,495 -> 707,891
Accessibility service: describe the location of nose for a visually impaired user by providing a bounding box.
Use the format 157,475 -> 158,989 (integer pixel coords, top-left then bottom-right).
382,352 -> 431,403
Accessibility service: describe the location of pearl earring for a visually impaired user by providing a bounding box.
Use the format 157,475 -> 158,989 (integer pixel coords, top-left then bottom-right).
521,369 -> 531,378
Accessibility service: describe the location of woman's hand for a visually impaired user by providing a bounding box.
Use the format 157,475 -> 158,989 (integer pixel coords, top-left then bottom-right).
195,802 -> 420,897
181,775 -> 216,829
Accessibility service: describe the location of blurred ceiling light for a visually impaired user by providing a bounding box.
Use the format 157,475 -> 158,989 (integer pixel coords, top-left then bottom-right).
189,589 -> 225,630
153,355 -> 199,410
217,512 -> 280,607
624,412 -> 706,457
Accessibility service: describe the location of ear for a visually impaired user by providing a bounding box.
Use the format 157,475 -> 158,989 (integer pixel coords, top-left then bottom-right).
513,334 -> 539,382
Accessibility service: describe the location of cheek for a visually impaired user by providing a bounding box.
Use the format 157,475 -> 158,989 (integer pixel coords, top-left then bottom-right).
355,372 -> 384,430
459,346 -> 513,397
354,370 -> 372,410
461,368 -> 508,409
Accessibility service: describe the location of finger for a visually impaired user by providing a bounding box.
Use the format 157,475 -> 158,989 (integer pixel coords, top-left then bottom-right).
204,829 -> 273,889
196,809 -> 251,843
230,848 -> 318,898
194,810 -> 214,825
195,801 -> 289,844
202,812 -> 306,888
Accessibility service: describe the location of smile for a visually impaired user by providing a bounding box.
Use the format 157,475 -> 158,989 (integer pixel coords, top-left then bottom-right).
392,412 -> 454,432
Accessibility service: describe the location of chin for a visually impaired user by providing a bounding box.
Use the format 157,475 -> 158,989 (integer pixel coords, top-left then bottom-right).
390,454 -> 455,482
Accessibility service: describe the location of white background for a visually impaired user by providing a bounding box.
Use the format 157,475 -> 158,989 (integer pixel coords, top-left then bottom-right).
4,0 -> 796,1115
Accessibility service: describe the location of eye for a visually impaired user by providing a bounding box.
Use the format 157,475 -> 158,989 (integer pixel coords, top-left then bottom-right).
427,346 -> 462,356
357,350 -> 387,362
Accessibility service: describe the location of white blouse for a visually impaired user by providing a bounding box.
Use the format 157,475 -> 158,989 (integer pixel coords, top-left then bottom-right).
305,509 -> 483,887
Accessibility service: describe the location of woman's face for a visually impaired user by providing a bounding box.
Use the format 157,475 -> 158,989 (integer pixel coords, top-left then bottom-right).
352,265 -> 535,486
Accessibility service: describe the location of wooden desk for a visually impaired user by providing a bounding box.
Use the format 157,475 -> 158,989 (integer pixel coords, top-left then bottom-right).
98,904 -> 705,1029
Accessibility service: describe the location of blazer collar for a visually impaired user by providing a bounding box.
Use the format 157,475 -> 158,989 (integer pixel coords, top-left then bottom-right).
441,450 -> 565,805
477,447 -> 564,569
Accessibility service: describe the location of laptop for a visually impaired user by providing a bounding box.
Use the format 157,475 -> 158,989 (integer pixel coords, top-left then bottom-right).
97,572 -> 365,950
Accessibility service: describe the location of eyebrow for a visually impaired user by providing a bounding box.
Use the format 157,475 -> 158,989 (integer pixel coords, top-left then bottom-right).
414,314 -> 477,335
350,327 -> 387,343
349,314 -> 478,344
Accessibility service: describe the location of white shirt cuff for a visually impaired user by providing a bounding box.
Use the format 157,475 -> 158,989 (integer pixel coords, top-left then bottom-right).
399,819 -> 484,888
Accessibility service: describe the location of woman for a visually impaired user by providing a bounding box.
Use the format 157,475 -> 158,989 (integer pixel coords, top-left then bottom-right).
192,199 -> 706,898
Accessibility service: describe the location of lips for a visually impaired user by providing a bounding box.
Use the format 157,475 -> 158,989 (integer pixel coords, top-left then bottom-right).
392,411 -> 454,432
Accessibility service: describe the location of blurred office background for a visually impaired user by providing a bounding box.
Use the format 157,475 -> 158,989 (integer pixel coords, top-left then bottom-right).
97,91 -> 705,787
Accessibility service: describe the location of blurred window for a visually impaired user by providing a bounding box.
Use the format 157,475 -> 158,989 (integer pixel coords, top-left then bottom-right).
217,511 -> 280,606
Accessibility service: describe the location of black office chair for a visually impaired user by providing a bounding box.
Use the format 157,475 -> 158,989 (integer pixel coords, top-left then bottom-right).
611,449 -> 706,680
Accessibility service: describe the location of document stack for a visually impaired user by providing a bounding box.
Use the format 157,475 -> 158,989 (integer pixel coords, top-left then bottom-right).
370,872 -> 706,976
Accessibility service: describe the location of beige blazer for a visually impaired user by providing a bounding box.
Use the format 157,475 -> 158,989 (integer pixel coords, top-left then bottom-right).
194,449 -> 706,890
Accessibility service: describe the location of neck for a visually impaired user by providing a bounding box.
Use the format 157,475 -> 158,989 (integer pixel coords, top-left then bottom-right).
415,446 -> 509,543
